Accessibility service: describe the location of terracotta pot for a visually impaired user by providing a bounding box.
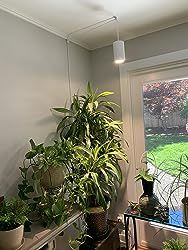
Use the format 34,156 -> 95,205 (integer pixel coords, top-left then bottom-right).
40,166 -> 65,189
0,225 -> 24,250
85,206 -> 109,240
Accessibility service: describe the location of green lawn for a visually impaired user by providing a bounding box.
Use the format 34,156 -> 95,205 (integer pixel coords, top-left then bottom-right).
145,134 -> 188,176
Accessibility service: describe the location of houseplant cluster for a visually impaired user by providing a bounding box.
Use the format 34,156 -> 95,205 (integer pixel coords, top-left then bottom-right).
10,83 -> 128,249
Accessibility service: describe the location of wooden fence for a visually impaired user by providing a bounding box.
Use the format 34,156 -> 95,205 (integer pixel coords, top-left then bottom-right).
144,110 -> 186,128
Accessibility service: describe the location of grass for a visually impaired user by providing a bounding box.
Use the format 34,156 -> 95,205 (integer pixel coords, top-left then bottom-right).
145,134 -> 188,176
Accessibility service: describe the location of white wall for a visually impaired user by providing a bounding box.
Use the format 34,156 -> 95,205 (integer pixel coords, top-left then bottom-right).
0,9 -> 91,197
91,21 -> 188,113
91,46 -> 122,119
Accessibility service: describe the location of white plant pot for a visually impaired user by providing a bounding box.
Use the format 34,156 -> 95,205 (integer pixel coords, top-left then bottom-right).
0,225 -> 24,250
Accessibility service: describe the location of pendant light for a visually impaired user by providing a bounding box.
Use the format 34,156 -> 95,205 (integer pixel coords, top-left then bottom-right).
113,17 -> 125,64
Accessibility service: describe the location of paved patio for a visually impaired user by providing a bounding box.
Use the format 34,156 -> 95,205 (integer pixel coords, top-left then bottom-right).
148,163 -> 185,209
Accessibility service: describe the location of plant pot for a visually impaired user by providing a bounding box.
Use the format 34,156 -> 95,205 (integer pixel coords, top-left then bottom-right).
40,166 -> 65,190
0,224 -> 24,250
139,179 -> 160,217
182,197 -> 188,226
85,206 -> 109,240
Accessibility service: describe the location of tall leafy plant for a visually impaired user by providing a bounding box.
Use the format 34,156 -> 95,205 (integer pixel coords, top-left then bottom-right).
52,82 -> 123,148
53,83 -> 128,210
65,141 -> 127,210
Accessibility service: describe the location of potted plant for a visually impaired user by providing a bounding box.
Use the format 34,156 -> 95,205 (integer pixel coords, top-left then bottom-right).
19,139 -> 73,193
52,83 -> 128,238
135,169 -> 160,217
174,154 -> 188,225
18,139 -> 74,227
51,82 -> 124,148
163,238 -> 187,250
128,201 -> 140,215
0,197 -> 29,250
167,154 -> 188,225
66,141 -> 127,239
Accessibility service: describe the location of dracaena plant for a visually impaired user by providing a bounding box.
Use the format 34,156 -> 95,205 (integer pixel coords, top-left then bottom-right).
65,141 -> 128,210
51,82 -> 123,148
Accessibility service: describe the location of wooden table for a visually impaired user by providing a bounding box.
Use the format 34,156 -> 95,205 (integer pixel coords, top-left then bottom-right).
21,211 -> 82,250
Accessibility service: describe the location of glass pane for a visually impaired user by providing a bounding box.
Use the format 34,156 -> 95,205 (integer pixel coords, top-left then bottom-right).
143,79 -> 188,208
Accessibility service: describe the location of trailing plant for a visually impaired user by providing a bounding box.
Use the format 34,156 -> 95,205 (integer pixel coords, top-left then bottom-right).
18,139 -> 74,227
163,238 -> 187,250
65,140 -> 127,210
0,197 -> 29,231
51,82 -> 124,149
37,191 -> 70,227
69,221 -> 91,249
167,154 -> 188,209
18,139 -> 74,201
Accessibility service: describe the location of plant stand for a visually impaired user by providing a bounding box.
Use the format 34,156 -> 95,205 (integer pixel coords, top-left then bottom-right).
124,207 -> 188,250
80,220 -> 120,250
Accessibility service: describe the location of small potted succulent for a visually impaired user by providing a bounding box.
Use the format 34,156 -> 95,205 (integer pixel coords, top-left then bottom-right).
128,201 -> 141,215
0,197 -> 29,250
135,169 -> 160,217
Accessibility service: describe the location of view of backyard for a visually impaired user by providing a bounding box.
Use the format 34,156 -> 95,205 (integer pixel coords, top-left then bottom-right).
143,79 -> 188,177
145,133 -> 188,177
143,79 -> 188,207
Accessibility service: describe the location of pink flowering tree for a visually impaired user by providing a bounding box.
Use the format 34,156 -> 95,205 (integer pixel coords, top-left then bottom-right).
143,80 -> 188,129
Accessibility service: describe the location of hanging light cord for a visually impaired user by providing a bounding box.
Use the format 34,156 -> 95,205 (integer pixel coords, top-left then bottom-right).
115,16 -> 120,41
66,16 -> 117,102
66,39 -> 72,103
67,16 -> 116,39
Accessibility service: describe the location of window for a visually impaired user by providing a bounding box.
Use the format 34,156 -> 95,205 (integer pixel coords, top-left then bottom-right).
143,78 -> 188,207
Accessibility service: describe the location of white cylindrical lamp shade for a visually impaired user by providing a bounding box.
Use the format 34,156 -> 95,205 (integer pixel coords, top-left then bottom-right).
113,40 -> 125,64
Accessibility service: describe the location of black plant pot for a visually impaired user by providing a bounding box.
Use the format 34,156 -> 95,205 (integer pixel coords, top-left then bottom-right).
85,206 -> 109,240
142,179 -> 154,195
139,179 -> 160,217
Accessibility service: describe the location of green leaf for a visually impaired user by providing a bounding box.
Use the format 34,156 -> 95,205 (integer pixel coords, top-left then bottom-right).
96,91 -> 114,99
106,162 -> 121,181
57,116 -> 71,132
52,107 -> 72,113
29,139 -> 36,150
100,168 -> 109,184
19,167 -> 28,174
103,105 -> 115,113
25,150 -> 37,159
87,82 -> 92,95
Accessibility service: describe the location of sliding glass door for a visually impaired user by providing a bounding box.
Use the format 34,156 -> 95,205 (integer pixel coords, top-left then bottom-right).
120,58 -> 188,249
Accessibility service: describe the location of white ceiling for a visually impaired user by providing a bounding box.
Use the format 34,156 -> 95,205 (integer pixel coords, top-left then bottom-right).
1,0 -> 188,50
